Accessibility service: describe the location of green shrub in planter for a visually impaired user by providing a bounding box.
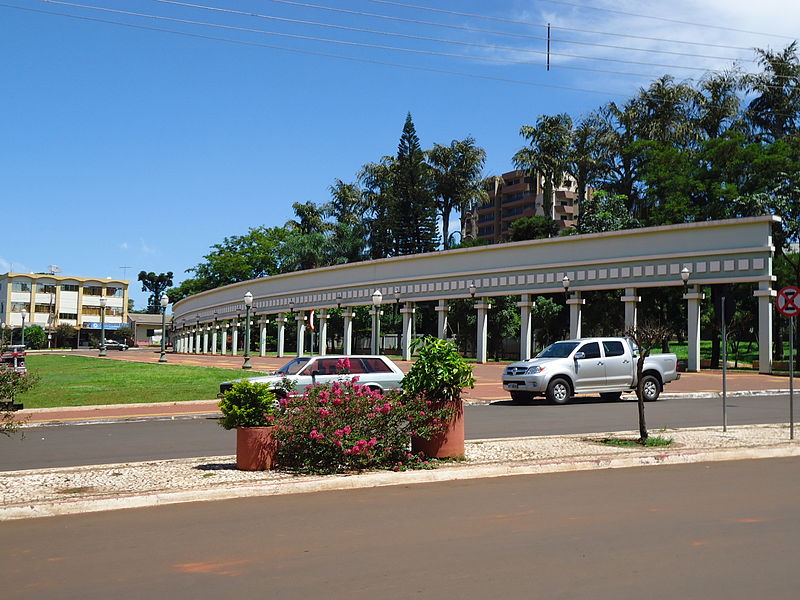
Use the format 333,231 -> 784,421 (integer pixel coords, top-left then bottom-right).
218,381 -> 280,430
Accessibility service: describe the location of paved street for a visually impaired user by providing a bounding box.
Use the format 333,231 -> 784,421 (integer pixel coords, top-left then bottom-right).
3,457 -> 799,599
2,393 -> 796,471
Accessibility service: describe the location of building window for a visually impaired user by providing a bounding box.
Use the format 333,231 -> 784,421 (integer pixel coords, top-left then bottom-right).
478,225 -> 495,236
36,284 -> 57,294
61,284 -> 79,292
478,213 -> 494,223
83,286 -> 103,296
106,287 -> 123,297
12,282 -> 31,293
82,306 -> 101,316
10,302 -> 30,313
34,304 -> 53,313
59,312 -> 78,320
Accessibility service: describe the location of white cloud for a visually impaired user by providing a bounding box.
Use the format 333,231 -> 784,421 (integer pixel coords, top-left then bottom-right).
139,238 -> 156,255
119,242 -> 129,250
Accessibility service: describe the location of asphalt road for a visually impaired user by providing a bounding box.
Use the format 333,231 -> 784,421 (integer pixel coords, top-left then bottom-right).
3,457 -> 799,599
1,394 -> 794,471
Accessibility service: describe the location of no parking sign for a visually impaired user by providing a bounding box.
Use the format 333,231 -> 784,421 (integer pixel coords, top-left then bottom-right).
776,286 -> 800,318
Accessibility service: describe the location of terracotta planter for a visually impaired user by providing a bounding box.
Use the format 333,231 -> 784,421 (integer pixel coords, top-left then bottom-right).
411,401 -> 465,459
236,426 -> 278,471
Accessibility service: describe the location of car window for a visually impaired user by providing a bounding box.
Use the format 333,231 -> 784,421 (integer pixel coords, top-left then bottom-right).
275,358 -> 309,375
313,358 -> 340,375
537,341 -> 580,358
602,341 -> 625,357
578,342 -> 601,359
348,359 -> 367,374
362,358 -> 393,373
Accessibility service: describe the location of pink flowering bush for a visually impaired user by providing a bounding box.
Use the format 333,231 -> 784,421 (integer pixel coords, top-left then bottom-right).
273,377 -> 445,474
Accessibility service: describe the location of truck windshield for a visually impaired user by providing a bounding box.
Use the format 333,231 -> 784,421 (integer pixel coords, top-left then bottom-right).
536,341 -> 580,358
274,358 -> 310,375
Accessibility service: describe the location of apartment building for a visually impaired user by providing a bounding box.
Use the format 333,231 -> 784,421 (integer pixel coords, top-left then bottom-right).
0,272 -> 129,337
464,169 -> 581,244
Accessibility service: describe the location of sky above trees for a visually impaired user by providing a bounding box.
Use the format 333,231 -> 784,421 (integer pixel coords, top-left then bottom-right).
1,0 -> 798,308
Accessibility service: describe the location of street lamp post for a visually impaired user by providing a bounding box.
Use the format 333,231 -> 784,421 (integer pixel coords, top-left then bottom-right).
469,281 -> 477,299
562,275 -> 571,301
681,266 -> 691,294
98,298 -> 107,356
1,322 -> 7,345
394,288 -> 401,355
242,291 -> 253,369
159,294 -> 169,363
20,308 -> 28,347
371,289 -> 383,354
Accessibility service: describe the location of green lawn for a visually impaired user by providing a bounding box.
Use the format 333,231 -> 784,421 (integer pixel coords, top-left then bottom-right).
17,355 -> 268,409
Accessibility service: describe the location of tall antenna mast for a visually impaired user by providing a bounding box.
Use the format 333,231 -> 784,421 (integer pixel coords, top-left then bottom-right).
120,266 -> 131,279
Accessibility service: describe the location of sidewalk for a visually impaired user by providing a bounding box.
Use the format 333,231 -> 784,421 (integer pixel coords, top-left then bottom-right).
2,424 -> 798,521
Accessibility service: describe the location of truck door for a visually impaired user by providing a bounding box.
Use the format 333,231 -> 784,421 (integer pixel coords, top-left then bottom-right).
602,340 -> 631,388
573,341 -> 605,391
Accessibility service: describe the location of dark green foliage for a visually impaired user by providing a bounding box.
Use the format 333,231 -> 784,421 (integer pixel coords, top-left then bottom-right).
218,381 -> 280,430
508,216 -> 559,241
401,336 -> 474,404
22,325 -> 46,349
137,271 -> 174,314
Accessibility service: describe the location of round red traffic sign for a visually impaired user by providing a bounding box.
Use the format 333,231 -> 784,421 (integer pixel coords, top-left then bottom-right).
776,286 -> 800,317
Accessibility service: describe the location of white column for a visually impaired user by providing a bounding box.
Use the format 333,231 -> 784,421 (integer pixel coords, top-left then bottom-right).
259,318 -> 268,357
231,321 -> 239,356
221,322 -> 228,355
276,315 -> 286,357
518,294 -> 534,360
343,310 -> 354,355
401,304 -> 415,360
296,312 -> 306,357
318,310 -> 328,356
202,326 -> 209,354
211,325 -> 218,355
621,288 -> 640,333
436,299 -> 449,340
755,283 -> 776,374
475,299 -> 490,364
567,293 -> 585,339
683,287 -> 705,372
194,327 -> 201,354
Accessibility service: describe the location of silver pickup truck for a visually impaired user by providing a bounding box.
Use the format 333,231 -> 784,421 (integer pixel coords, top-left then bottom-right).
502,337 -> 679,404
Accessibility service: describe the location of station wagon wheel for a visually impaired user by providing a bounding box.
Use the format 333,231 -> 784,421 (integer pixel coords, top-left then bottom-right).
641,374 -> 661,402
546,378 -> 571,405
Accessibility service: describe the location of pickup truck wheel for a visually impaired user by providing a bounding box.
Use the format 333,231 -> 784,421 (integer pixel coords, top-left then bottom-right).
641,374 -> 661,402
510,391 -> 533,403
600,392 -> 622,402
546,378 -> 571,405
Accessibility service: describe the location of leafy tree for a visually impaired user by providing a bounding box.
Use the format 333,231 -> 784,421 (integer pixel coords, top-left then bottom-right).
390,113 -> 438,255
428,136 -> 487,249
530,296 -> 564,349
1,339 -> 38,436
359,158 -> 396,260
514,113 -> 573,219
137,271 -> 174,314
568,117 -> 607,204
53,323 -> 77,348
508,216 -> 559,241
576,191 -> 639,233
22,325 -> 46,349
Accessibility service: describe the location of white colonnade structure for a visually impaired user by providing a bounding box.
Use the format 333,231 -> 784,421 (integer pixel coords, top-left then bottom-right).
172,217 -> 779,373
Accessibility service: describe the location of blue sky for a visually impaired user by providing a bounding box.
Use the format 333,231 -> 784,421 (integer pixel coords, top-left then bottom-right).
2,0 -> 796,309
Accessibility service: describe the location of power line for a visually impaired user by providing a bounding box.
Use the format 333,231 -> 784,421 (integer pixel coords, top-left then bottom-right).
0,2 -> 617,96
29,0 -> 761,77
149,0 -> 747,70
261,0 -> 755,60
368,0 -> 796,41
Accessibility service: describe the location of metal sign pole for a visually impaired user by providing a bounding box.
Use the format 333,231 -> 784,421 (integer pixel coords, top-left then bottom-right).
722,295 -> 727,432
790,316 -> 795,440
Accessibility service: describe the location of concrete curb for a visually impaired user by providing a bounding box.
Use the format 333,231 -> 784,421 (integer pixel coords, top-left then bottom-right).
3,442 -> 798,521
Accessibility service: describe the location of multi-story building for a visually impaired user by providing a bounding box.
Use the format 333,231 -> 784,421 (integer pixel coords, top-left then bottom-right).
0,272 -> 129,342
464,169 -> 582,244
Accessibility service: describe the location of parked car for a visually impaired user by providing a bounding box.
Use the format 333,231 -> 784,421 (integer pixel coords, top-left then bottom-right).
219,355 -> 405,398
101,340 -> 129,351
502,337 -> 679,404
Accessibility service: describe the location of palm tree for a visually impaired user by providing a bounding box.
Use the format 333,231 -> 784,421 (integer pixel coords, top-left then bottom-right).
513,113 -> 573,220
747,42 -> 800,142
428,137 -> 487,249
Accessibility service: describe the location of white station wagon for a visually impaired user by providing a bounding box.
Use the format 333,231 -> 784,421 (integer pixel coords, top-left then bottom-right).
218,355 -> 405,398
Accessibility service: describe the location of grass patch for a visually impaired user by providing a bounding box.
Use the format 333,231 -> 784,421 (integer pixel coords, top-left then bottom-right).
598,435 -> 673,448
16,355 -> 268,409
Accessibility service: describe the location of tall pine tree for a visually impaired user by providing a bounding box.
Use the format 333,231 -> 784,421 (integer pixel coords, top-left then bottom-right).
390,113 -> 438,255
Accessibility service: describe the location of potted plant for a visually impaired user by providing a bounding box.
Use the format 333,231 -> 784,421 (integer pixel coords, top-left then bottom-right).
402,336 -> 475,459
218,381 -> 281,470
